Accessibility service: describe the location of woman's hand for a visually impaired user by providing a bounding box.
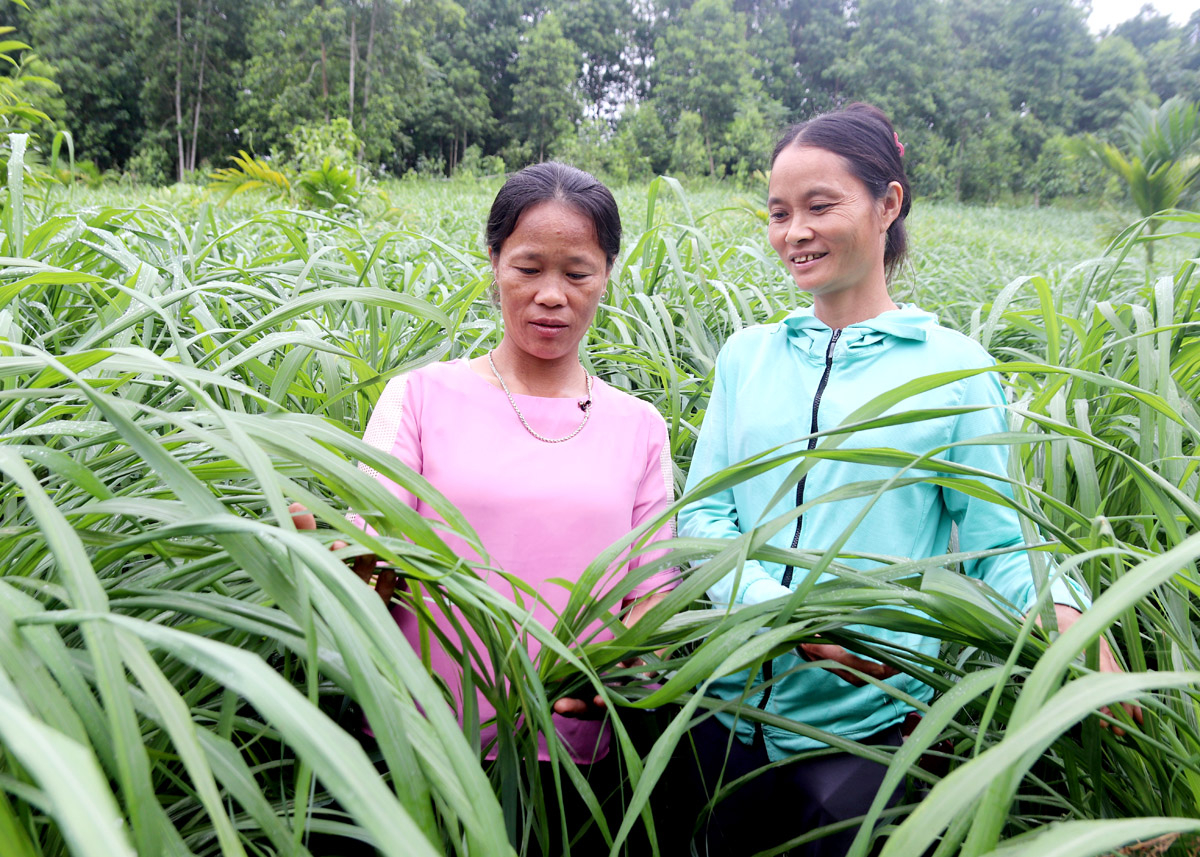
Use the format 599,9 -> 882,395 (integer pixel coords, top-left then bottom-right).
552,693 -> 609,720
552,591 -> 672,717
798,639 -> 900,687
551,649 -> 650,720
288,502 -> 395,603
1039,604 -> 1144,736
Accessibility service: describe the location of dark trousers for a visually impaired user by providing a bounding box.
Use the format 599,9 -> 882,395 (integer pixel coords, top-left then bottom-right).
533,710 -> 666,856
529,750 -> 628,857
664,716 -> 903,857
307,711 -> 661,857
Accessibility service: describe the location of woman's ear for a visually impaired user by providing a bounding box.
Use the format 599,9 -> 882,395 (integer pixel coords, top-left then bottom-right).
880,181 -> 904,229
486,246 -> 502,308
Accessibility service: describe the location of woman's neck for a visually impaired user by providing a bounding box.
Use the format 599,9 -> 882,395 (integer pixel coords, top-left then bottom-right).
475,340 -> 588,398
812,282 -> 898,330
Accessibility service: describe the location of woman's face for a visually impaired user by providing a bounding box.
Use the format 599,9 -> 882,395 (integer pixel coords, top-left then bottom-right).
767,144 -> 901,303
489,199 -> 610,364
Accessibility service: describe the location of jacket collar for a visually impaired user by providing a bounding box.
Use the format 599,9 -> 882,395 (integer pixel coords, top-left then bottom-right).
779,304 -> 936,358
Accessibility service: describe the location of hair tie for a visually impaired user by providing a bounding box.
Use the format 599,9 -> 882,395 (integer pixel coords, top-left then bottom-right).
893,132 -> 905,158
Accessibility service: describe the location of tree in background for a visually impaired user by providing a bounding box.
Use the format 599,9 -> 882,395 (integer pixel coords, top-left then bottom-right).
510,12 -> 581,163
411,41 -> 493,174
612,101 -> 670,180
1075,97 -> 1200,262
238,0 -> 337,155
833,0 -> 950,130
238,0 -> 444,172
0,0 -> 62,146
20,0 -> 127,166
555,117 -> 622,180
734,3 -> 795,112
444,0 -> 533,165
718,101 -> 784,182
996,0 -> 1094,132
653,0 -> 773,176
6,0 -> 1200,200
830,0 -> 955,196
670,110 -> 708,176
1027,132 -> 1112,204
939,68 -> 1019,202
1114,5 -> 1200,103
557,0 -> 639,119
1074,36 -> 1152,135
135,0 -> 250,182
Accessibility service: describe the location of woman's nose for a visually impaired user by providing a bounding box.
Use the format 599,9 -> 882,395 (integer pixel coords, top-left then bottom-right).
786,217 -> 814,243
534,278 -> 568,306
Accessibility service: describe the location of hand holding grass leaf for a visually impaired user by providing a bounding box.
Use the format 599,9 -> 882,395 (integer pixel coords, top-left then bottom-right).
552,592 -> 668,719
1042,604 -> 1144,736
798,638 -> 901,687
288,502 -> 396,602
797,609 -> 1145,736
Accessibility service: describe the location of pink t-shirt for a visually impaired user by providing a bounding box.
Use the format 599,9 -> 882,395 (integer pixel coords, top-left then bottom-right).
357,359 -> 676,763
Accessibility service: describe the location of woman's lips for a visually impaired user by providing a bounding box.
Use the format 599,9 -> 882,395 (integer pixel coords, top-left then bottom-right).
530,319 -> 569,336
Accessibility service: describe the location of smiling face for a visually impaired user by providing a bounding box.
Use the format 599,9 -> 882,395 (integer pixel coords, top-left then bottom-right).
767,144 -> 902,316
489,199 -> 610,366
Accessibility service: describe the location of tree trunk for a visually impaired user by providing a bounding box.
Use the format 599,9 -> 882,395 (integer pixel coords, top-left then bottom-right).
175,0 -> 185,181
361,0 -> 379,120
348,10 -> 357,125
319,0 -> 330,122
188,0 -> 210,173
954,137 -> 963,202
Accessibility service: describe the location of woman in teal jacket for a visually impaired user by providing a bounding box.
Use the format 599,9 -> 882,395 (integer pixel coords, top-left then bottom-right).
675,103 -> 1124,856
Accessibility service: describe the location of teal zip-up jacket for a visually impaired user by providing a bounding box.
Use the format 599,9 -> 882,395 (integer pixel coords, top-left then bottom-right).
680,305 -> 1080,759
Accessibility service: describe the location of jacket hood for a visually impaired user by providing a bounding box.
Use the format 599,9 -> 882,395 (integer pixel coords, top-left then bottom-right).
780,304 -> 938,359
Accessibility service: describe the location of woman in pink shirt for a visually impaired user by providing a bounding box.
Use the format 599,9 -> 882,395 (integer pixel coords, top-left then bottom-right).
301,162 -> 676,855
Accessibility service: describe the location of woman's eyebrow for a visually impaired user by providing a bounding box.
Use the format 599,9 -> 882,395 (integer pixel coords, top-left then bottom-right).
509,249 -> 597,265
768,186 -> 840,206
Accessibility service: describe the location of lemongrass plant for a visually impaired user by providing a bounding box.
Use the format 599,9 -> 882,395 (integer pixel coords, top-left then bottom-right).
2,131 -> 1200,857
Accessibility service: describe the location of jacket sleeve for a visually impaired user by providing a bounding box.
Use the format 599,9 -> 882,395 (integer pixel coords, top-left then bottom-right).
679,345 -> 792,608
626,413 -> 680,598
941,370 -> 1085,612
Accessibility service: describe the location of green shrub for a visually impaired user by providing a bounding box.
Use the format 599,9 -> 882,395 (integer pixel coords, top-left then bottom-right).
614,102 -> 671,180
286,117 -> 363,172
125,136 -> 172,186
670,110 -> 708,176
296,156 -> 359,209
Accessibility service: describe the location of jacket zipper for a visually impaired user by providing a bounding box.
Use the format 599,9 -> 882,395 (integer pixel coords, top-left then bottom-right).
754,328 -> 841,749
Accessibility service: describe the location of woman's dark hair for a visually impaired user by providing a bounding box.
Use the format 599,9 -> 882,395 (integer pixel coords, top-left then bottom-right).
771,103 -> 912,278
485,162 -> 621,267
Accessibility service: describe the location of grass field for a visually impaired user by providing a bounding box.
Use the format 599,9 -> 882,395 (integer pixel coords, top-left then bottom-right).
2,162 -> 1200,857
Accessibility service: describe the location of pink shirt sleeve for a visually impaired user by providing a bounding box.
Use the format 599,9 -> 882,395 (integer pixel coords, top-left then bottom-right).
626,413 -> 679,599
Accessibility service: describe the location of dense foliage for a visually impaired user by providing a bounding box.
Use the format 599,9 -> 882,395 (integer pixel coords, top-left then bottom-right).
2,141 -> 1200,855
0,0 -> 1199,201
